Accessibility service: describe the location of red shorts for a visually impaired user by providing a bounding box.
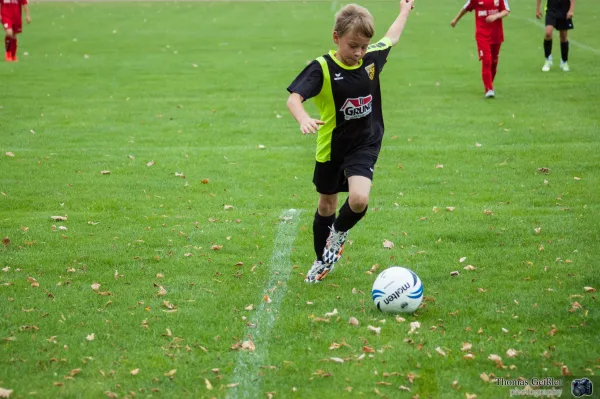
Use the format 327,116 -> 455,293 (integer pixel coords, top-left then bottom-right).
1,15 -> 22,34
476,40 -> 501,61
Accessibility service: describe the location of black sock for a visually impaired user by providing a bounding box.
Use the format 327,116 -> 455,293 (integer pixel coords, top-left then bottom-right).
561,41 -> 569,62
333,198 -> 367,233
313,210 -> 335,261
544,39 -> 552,59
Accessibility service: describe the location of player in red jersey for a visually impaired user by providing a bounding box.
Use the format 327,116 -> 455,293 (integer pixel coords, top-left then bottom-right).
450,0 -> 510,98
1,0 -> 31,62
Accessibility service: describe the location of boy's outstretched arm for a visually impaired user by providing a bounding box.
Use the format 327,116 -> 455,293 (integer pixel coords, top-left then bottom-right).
536,0 -> 543,19
24,4 -> 31,23
286,93 -> 324,135
450,8 -> 468,27
384,0 -> 415,46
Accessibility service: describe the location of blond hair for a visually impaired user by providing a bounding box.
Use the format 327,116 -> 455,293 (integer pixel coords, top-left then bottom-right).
334,4 -> 375,39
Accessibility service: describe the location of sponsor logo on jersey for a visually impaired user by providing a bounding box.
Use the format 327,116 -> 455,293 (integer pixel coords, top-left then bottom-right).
334,73 -> 343,81
340,95 -> 373,120
365,63 -> 375,80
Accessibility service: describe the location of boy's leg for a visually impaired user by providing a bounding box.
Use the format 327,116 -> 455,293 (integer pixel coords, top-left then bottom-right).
4,26 -> 14,62
559,30 -> 569,66
314,195 -> 337,261
322,174 -> 371,265
542,22 -> 554,71
333,176 -> 370,232
491,43 -> 502,82
477,41 -> 493,93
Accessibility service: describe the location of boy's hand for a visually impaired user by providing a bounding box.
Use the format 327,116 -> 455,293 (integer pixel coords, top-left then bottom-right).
566,10 -> 573,19
536,9 -> 543,19
400,0 -> 415,13
26,15 -> 31,23
485,14 -> 497,23
450,18 -> 457,27
299,117 -> 324,134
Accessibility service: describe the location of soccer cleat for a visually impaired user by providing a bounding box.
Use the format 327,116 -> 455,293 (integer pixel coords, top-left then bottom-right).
322,226 -> 348,265
304,260 -> 334,283
560,61 -> 569,72
542,60 -> 552,72
485,90 -> 495,98
5,52 -> 12,62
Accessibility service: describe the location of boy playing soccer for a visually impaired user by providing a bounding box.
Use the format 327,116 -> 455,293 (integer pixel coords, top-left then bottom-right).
286,1 -> 414,283
536,0 -> 575,72
1,0 -> 31,62
451,0 -> 510,98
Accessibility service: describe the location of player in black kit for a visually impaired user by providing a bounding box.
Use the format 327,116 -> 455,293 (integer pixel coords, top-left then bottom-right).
536,0 -> 575,71
286,1 -> 414,283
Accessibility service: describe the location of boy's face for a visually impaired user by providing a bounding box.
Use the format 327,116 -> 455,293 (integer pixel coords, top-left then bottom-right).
333,31 -> 370,66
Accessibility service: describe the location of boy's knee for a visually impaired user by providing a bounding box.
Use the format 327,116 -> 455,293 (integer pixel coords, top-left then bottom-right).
348,194 -> 369,213
318,197 -> 337,216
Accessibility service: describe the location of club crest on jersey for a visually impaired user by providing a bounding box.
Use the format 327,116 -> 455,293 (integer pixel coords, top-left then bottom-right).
365,63 -> 375,80
494,0 -> 499,6
340,95 -> 373,120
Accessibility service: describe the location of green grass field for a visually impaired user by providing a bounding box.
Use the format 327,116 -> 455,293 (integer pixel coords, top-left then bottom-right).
1,0 -> 599,398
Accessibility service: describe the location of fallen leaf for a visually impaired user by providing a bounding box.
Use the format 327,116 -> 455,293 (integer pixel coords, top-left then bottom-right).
461,342 -> 472,352
175,172 -> 185,178
130,368 -> 140,376
534,227 -> 542,235
100,170 -> 110,175
362,346 -> 375,353
324,308 -> 338,317
349,317 -> 359,327
0,388 -> 12,398
91,283 -> 101,291
408,321 -> 421,334
463,353 -> 475,360
1,238 -> 9,247
223,205 -> 234,210
463,265 -> 476,271
146,160 -> 155,167
330,357 -> 344,364
264,295 -> 272,303
573,176 -> 581,181
561,365 -> 571,376
205,378 -> 213,390
446,206 -> 455,212
459,257 -> 467,263
383,239 -> 394,249
201,179 -> 209,184
157,286 -> 167,296
584,286 -> 596,293
211,244 -> 222,250
466,393 -> 477,399
506,349 -> 518,358
258,144 -> 266,149
435,347 -> 447,356
537,167 -> 550,174
244,304 -> 254,311
5,152 -> 14,157
368,325 -> 381,334
51,216 -> 67,221
86,333 -> 95,341
480,372 -> 490,382
483,209 -> 493,215
488,354 -> 503,367
435,163 -> 444,169
241,341 -> 255,351
450,271 -> 460,276
164,369 -> 177,377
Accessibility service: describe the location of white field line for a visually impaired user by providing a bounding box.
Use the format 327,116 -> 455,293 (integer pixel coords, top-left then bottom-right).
228,208 -> 301,399
513,15 -> 600,55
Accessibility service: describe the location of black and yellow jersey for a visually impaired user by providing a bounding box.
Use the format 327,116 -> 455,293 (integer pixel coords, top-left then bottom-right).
545,0 -> 570,14
287,37 -> 393,163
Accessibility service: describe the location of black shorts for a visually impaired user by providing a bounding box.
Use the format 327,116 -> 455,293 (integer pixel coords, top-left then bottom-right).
545,11 -> 573,30
313,151 -> 378,195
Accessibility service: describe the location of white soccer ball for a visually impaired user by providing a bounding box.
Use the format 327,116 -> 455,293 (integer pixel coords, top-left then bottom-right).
371,266 -> 423,313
